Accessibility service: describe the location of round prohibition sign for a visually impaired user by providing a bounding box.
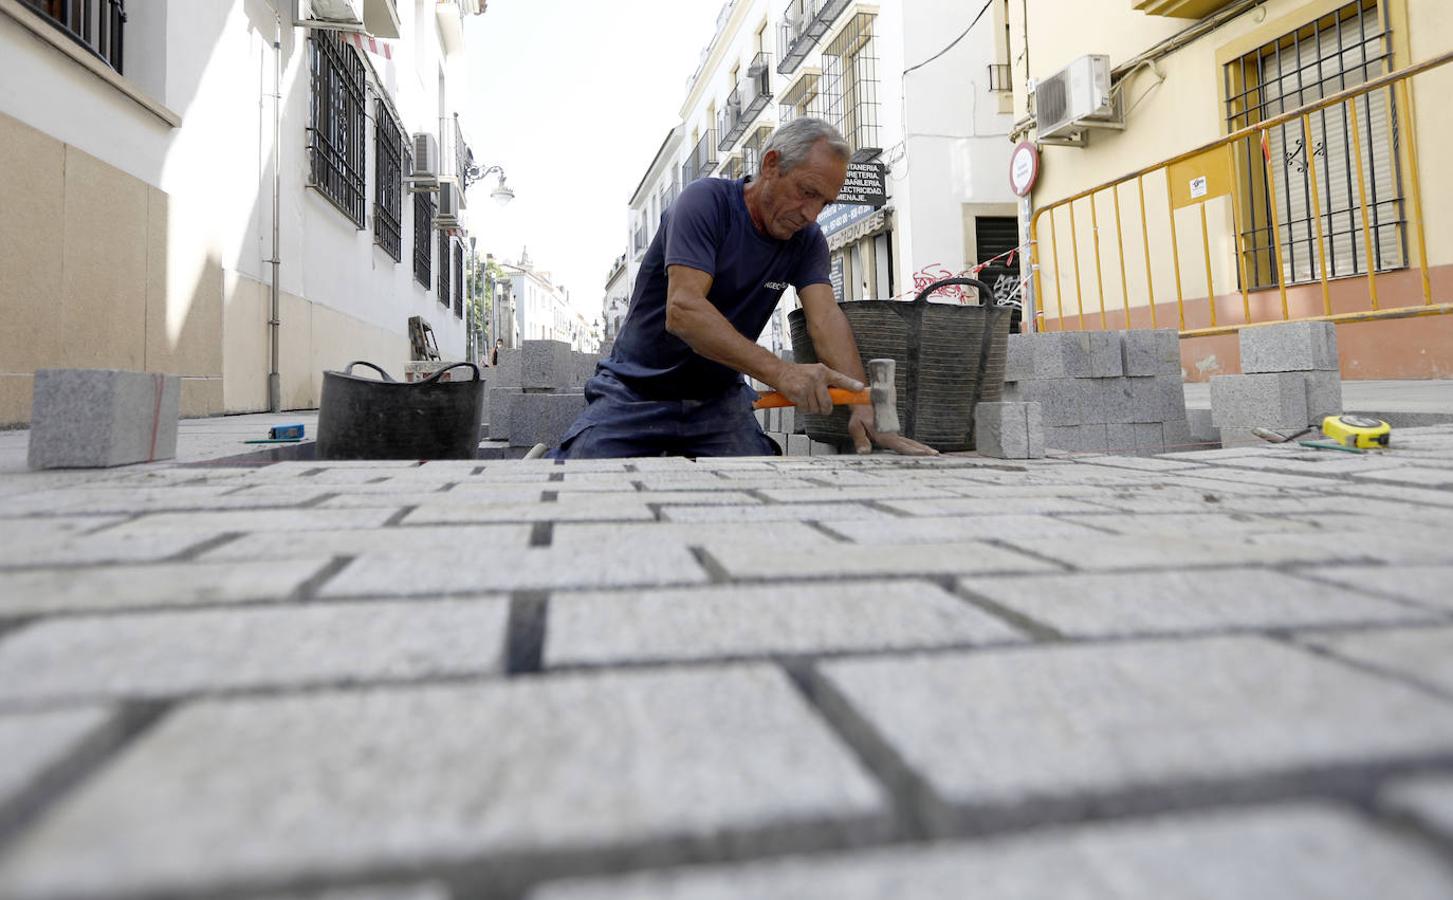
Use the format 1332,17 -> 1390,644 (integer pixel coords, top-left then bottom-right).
1009,141 -> 1040,198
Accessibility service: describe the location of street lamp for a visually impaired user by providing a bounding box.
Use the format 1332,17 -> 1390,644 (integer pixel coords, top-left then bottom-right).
466,163 -> 515,207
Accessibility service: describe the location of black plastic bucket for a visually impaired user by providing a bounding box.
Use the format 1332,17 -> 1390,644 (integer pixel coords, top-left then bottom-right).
788,277 -> 1011,451
317,361 -> 484,460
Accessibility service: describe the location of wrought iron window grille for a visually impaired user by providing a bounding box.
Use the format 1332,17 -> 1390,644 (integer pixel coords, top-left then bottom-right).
779,71 -> 824,124
307,30 -> 367,228
374,100 -> 405,262
438,231 -> 451,308
23,0 -> 126,74
453,242 -> 464,318
1224,0 -> 1405,290
822,12 -> 880,159
414,191 -> 434,288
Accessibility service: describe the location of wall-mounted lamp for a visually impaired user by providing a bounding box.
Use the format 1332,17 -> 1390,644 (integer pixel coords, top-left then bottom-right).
466,163 -> 515,207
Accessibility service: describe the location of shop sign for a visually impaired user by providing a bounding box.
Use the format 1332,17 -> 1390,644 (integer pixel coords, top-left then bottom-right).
818,202 -> 876,237
829,253 -> 845,303
835,160 -> 887,206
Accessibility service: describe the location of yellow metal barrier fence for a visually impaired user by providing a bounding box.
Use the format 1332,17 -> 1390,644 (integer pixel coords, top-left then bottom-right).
1029,49 -> 1453,338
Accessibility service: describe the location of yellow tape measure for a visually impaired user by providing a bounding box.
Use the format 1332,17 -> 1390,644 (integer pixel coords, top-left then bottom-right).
1321,414 -> 1391,449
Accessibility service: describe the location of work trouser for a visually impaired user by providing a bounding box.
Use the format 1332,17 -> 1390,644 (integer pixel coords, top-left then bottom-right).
550,370 -> 779,459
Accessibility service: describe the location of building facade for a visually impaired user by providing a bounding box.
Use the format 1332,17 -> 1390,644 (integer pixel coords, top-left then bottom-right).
0,0 -> 486,425
620,0 -> 1018,356
503,250 -> 576,346
1008,0 -> 1453,378
601,253 -> 629,348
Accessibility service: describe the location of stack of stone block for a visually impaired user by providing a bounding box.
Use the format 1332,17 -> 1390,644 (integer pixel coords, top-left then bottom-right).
1004,329 -> 1192,455
973,401 -> 1045,459
1211,322 -> 1343,448
486,340 -> 603,449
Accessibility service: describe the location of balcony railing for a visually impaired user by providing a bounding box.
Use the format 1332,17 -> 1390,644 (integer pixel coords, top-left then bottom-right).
682,129 -> 719,184
22,0 -> 126,74
717,86 -> 743,152
720,155 -> 745,181
631,223 -> 647,258
777,0 -> 849,75
743,125 -> 774,175
988,63 -> 1013,93
719,52 -> 774,151
441,114 -> 473,185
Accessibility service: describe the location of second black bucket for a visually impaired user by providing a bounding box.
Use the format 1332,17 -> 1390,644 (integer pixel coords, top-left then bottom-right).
787,277 -> 1011,451
316,361 -> 484,460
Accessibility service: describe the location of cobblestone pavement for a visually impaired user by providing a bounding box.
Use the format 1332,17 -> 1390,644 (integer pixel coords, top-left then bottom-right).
3,424 -> 1453,898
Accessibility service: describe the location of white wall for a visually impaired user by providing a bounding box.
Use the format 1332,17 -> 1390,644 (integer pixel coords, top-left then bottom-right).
0,0 -> 476,407
895,0 -> 1017,281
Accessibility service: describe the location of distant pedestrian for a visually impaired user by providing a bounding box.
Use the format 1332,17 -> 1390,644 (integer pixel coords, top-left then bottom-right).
490,338 -> 503,367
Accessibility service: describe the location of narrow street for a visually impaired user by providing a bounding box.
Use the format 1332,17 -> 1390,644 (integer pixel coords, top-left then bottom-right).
1,418 -> 1452,897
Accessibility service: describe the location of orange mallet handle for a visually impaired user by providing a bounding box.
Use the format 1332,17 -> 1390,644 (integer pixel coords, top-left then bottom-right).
753,388 -> 870,410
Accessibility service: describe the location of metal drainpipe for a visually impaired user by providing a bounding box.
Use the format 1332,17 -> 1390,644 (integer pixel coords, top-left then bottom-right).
267,8 -> 283,413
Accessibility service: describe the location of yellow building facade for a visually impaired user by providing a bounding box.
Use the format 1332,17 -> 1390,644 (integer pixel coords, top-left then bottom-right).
1006,0 -> 1453,379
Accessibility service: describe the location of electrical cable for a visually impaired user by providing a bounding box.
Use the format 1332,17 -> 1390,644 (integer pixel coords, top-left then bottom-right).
903,0 -> 995,76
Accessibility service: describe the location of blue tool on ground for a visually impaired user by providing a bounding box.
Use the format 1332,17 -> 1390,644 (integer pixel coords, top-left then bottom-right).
243,423 -> 306,445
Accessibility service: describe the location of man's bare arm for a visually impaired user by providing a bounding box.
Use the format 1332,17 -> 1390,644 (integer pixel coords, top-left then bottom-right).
665,265 -> 861,414
797,282 -> 938,456
797,283 -> 868,386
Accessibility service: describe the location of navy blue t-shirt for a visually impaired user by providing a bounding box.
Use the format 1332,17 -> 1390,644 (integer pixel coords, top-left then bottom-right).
601,177 -> 831,400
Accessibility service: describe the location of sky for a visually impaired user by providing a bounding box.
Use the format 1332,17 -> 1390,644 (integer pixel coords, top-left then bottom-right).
460,0 -> 726,324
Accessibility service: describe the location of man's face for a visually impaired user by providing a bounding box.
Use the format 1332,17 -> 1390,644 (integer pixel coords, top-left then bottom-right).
756,140 -> 848,240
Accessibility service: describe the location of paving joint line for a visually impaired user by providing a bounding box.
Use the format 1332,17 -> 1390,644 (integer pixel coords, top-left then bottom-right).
687,547 -> 732,584
1367,791 -> 1453,869
1270,633 -> 1453,707
780,660 -> 950,841
380,506 -> 416,526
162,531 -> 244,563
291,556 -> 354,602
923,755 -> 1453,841
505,591 -> 549,675
0,699 -> 173,856
947,579 -> 1067,642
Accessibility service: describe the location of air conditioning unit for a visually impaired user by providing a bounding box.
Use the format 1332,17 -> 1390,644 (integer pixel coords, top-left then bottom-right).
1034,54 -> 1123,146
306,0 -> 365,26
435,180 -> 463,227
407,133 -> 439,190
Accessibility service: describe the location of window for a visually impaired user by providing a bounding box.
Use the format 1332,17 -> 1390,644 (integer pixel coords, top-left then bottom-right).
779,72 -> 823,124
414,191 -> 434,288
1225,0 -> 1404,289
308,30 -> 367,227
453,241 -> 464,318
438,232 -> 451,308
23,0 -> 125,73
374,100 -> 404,262
822,13 -> 879,156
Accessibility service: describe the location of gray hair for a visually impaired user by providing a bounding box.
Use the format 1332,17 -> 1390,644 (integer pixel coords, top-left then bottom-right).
763,118 -> 850,173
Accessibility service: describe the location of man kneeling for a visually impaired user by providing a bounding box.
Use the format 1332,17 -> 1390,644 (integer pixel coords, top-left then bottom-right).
554,118 -> 934,459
